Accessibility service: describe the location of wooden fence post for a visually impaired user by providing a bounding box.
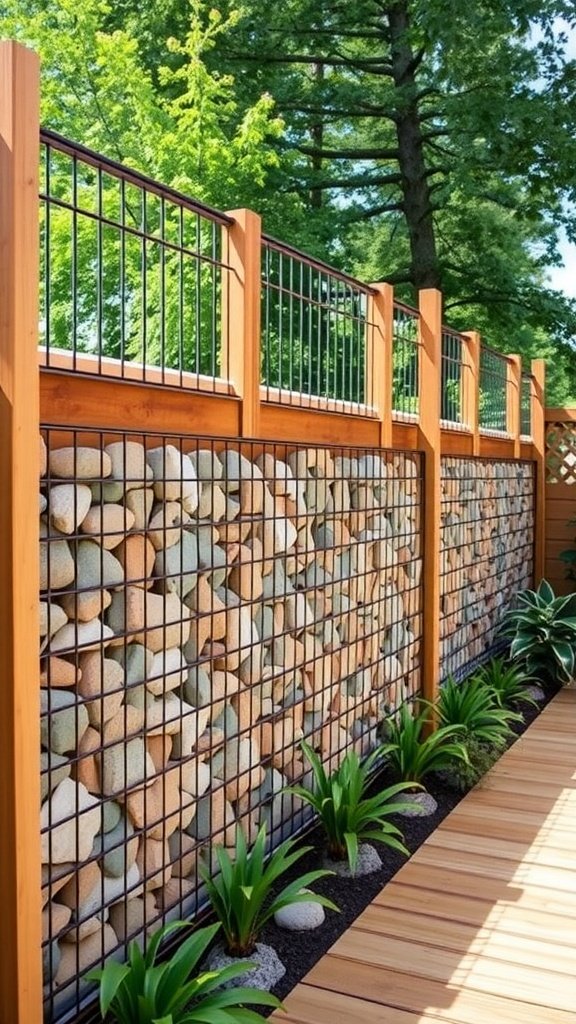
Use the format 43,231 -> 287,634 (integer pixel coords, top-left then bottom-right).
221,208 -> 262,438
507,354 -> 522,458
462,331 -> 480,455
532,358 -> 546,584
367,282 -> 393,448
418,289 -> 442,709
0,40 -> 42,1024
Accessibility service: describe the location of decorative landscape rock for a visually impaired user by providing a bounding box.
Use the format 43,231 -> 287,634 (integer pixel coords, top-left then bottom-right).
274,889 -> 326,931
206,943 -> 285,992
325,842 -> 383,878
397,791 -> 438,817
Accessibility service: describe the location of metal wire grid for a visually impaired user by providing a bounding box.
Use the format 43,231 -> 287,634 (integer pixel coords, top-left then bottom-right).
439,457 -> 535,681
39,130 -> 234,390
391,303 -> 420,417
440,330 -> 464,426
260,237 -> 376,412
521,374 -> 532,438
479,346 -> 509,433
40,427 -> 423,1022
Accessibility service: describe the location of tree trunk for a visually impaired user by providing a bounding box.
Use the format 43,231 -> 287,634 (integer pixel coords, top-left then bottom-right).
309,61 -> 324,209
387,2 -> 441,289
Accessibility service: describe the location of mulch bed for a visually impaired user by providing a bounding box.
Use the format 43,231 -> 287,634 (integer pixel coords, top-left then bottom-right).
258,680 -> 561,1011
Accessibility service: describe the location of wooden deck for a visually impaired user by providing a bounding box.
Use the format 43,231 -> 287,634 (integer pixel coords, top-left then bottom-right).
273,688 -> 576,1024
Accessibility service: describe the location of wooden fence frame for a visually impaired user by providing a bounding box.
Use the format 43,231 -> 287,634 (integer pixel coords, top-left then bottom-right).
0,39 -> 547,1024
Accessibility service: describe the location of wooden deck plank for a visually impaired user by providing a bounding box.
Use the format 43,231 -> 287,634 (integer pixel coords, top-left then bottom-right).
374,883 -> 576,946
350,905 -> 576,974
272,689 -> 576,1024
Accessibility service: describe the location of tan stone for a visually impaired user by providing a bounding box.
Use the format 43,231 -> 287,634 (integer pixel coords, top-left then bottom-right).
155,877 -> 195,912
107,588 -> 191,652
228,545 -> 264,601
42,902 -> 71,942
81,503 -> 136,548
148,502 -> 191,550
60,589 -> 113,623
137,838 -> 172,890
59,860 -> 102,911
108,893 -> 157,941
40,657 -> 79,688
42,865 -> 74,908
74,726 -> 101,794
147,733 -> 173,770
102,705 -> 145,743
116,534 -> 155,589
55,924 -> 117,989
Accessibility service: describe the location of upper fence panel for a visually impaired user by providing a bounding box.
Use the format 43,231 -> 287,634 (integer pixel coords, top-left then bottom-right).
260,235 -> 377,414
521,373 -> 533,438
479,345 -> 509,433
40,130 -> 235,393
391,302 -> 420,418
441,329 -> 465,427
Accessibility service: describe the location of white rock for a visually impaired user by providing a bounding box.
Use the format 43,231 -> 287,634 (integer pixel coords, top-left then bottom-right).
101,739 -> 155,795
274,890 -> 326,931
40,779 -> 100,863
104,441 -> 152,490
50,619 -> 115,655
49,447 -> 112,479
147,445 -> 199,510
147,648 -> 187,696
49,484 -> 92,534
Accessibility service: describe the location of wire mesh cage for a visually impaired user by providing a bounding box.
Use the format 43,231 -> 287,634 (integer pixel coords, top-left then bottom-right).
39,130 -> 233,390
260,237 -> 376,412
440,330 -> 464,426
479,346 -> 508,433
39,428 -> 423,1022
392,303 -> 420,417
440,457 -> 535,680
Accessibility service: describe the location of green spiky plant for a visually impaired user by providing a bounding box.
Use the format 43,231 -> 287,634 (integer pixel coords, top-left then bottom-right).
500,579 -> 576,685
473,656 -> 538,709
200,824 -> 337,957
379,703 -> 469,788
87,920 -> 281,1024
436,675 -> 521,745
285,741 -> 414,873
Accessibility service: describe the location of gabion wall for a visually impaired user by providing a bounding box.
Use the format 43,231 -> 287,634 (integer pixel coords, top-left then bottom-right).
39,429 -> 423,1020
440,457 -> 535,679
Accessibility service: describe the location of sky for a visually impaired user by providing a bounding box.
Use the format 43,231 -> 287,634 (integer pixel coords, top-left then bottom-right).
545,20 -> 576,299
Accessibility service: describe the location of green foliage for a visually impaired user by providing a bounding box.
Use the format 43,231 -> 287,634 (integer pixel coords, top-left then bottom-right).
442,735 -> 506,793
200,824 -> 337,957
379,704 -> 469,787
473,656 -> 537,709
286,741 -> 413,873
436,676 -> 521,746
86,920 -> 281,1023
501,578 -> 576,684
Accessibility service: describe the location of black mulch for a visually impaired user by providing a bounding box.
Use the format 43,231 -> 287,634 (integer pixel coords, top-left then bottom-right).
257,680 -> 560,1012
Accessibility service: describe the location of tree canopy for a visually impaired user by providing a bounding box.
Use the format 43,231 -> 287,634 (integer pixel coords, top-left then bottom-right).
3,0 -> 576,401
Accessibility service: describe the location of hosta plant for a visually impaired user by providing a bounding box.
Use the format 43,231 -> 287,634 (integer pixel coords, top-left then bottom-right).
473,656 -> 537,708
379,703 -> 469,787
286,741 -> 414,873
500,579 -> 576,684
200,824 -> 337,957
87,920 -> 281,1024
436,675 -> 521,746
